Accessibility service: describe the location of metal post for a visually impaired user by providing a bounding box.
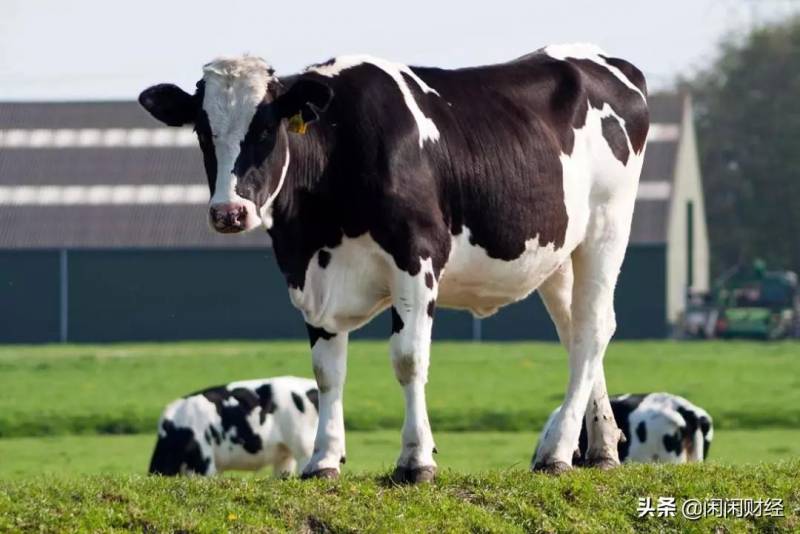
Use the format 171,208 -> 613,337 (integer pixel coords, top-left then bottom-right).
471,316 -> 482,342
59,249 -> 68,343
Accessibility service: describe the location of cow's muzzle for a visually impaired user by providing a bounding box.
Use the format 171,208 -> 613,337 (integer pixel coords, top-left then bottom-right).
209,203 -> 249,233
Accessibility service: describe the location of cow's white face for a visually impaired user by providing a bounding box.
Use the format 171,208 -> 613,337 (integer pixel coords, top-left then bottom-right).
200,58 -> 275,232
139,56 -> 333,234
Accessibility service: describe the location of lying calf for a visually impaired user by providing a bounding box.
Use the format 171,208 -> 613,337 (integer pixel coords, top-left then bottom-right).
149,376 -> 319,476
538,393 -> 713,464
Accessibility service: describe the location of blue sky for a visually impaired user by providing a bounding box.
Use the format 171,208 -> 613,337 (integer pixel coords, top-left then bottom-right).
1,0 -> 797,101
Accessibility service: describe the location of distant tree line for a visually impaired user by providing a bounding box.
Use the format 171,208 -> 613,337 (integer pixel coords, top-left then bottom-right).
685,15 -> 800,276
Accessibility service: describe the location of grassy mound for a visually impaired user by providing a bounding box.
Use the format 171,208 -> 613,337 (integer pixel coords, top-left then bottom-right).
1,462 -> 798,533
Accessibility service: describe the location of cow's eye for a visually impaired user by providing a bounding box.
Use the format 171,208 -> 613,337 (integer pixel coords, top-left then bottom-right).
258,130 -> 270,142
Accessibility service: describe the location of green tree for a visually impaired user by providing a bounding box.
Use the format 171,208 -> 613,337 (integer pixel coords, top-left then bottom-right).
688,16 -> 800,275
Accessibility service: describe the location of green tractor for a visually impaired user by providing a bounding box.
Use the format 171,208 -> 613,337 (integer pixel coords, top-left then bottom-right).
713,260 -> 800,340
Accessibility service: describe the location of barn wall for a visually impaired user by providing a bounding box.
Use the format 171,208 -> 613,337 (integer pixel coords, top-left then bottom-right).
67,249 -> 302,342
0,250 -> 61,343
615,245 -> 668,338
0,245 -> 666,343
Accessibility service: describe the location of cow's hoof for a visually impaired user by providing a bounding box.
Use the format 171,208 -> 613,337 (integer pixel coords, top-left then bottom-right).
300,467 -> 339,480
586,457 -> 620,470
531,461 -> 572,475
390,465 -> 437,484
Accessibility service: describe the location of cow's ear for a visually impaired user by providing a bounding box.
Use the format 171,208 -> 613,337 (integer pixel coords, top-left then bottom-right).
139,84 -> 197,127
274,79 -> 333,128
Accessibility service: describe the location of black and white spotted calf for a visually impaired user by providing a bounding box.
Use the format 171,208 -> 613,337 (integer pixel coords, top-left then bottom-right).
139,43 -> 649,481
538,393 -> 714,464
149,377 -> 319,476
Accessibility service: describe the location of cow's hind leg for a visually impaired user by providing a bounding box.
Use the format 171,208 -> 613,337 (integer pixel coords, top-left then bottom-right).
539,260 -> 573,349
389,260 -> 438,484
301,329 -> 348,479
583,371 -> 623,468
533,196 -> 633,473
539,261 -> 621,468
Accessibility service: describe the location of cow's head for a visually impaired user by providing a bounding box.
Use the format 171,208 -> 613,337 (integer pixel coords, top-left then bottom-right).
139,56 -> 332,233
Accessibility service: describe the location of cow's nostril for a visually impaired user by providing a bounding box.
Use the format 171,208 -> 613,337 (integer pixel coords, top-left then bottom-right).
209,204 -> 248,230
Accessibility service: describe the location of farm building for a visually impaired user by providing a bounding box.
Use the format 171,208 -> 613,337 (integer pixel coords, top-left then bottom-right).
637,93 -> 711,326
0,93 -> 707,342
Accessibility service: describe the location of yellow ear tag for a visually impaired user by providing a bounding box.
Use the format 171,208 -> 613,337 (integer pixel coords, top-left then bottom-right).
287,112 -> 308,134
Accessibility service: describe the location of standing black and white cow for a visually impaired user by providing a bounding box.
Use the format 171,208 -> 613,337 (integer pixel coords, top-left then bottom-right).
139,43 -> 649,482
149,377 -> 319,476
537,393 -> 714,465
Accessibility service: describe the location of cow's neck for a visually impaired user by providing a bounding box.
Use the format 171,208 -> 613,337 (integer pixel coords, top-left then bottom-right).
267,124 -> 337,288
272,125 -> 331,217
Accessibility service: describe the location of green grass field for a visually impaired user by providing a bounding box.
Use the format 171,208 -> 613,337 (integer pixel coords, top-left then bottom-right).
1,340 -> 799,531
1,340 -> 799,438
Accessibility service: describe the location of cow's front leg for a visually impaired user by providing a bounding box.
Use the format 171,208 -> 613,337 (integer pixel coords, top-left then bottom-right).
301,327 -> 348,479
389,263 -> 438,484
